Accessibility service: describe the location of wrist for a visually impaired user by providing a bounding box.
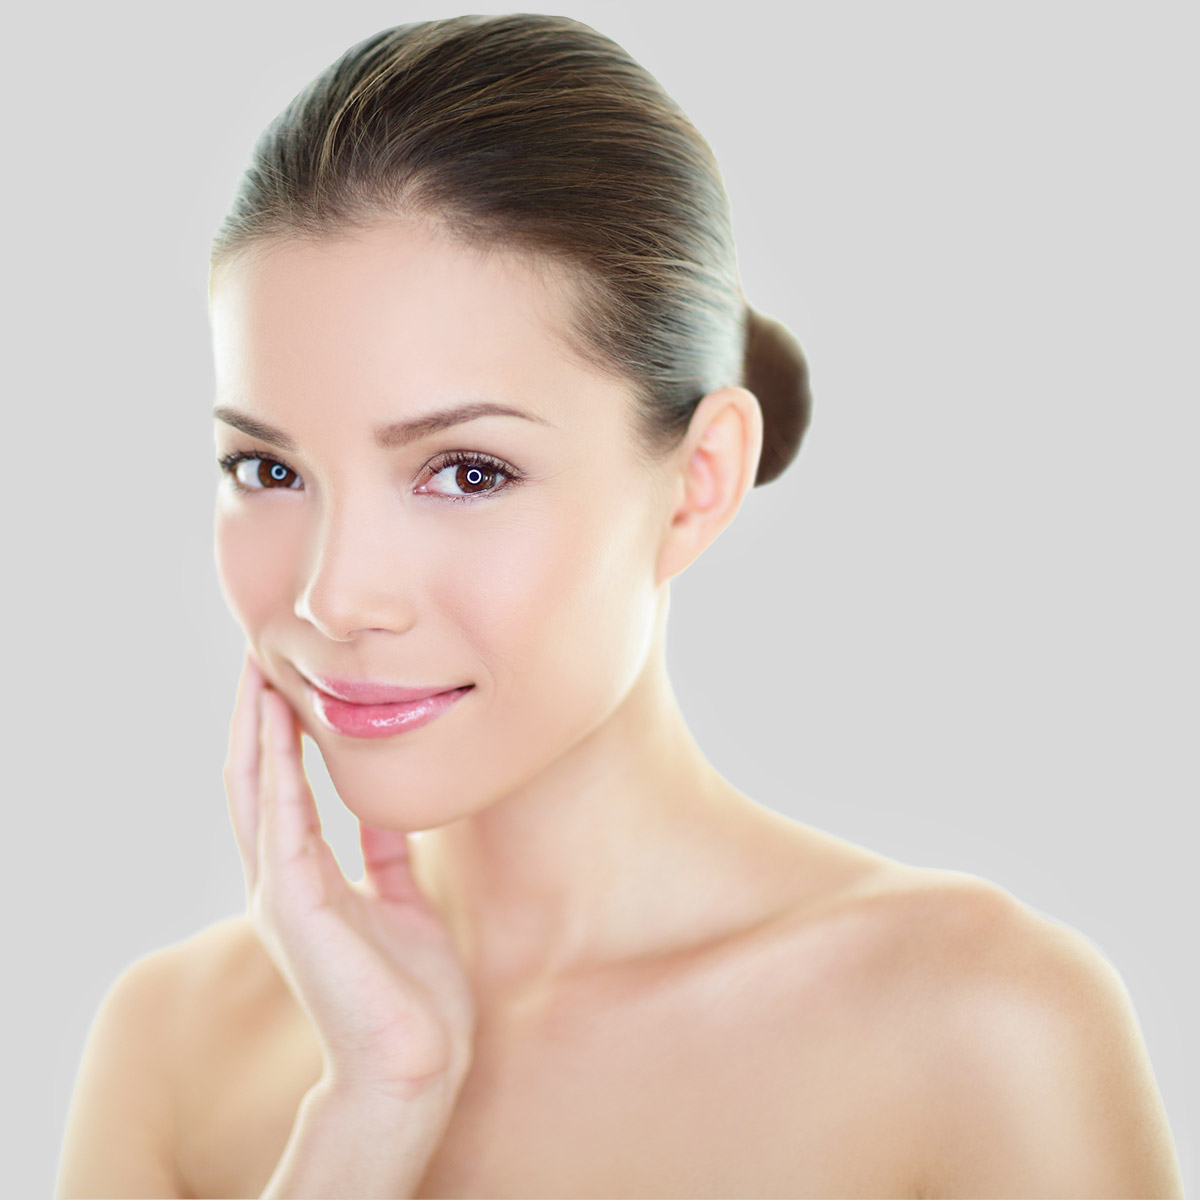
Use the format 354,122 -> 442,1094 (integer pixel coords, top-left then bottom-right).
259,1078 -> 448,1199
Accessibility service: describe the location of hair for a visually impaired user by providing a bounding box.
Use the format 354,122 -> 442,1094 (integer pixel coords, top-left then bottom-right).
210,13 -> 812,486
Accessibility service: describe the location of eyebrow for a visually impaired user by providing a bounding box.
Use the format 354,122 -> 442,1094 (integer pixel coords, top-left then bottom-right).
212,401 -> 553,450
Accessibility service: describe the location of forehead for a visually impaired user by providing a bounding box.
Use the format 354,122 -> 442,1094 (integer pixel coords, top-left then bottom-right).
208,221 -> 623,428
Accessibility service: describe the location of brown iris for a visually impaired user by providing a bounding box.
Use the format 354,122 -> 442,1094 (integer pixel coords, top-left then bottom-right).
259,460 -> 299,488
455,463 -> 496,495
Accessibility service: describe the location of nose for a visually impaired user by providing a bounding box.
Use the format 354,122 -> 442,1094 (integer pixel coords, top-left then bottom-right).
294,496 -> 417,640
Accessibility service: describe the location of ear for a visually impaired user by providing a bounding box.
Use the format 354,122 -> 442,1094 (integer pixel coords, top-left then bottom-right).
655,385 -> 763,585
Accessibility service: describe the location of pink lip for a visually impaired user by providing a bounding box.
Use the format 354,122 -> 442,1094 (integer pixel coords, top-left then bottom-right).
306,675 -> 468,705
304,680 -> 473,739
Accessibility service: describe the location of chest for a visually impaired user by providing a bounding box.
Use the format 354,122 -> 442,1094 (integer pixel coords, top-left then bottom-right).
177,944 -> 919,1198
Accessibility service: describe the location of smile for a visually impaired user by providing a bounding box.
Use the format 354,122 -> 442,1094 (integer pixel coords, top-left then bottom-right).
305,682 -> 474,739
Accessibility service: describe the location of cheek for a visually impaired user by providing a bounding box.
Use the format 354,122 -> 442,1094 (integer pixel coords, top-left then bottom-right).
431,495 -> 655,705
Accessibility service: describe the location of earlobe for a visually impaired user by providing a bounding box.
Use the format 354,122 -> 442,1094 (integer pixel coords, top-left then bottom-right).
654,386 -> 763,585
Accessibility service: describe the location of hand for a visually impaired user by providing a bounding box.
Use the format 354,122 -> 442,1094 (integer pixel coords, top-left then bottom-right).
223,648 -> 477,1106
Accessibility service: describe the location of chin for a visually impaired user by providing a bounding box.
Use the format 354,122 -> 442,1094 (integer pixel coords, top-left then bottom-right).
310,730 -> 500,832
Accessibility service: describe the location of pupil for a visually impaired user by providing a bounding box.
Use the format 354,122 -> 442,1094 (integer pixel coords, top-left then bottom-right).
269,463 -> 287,482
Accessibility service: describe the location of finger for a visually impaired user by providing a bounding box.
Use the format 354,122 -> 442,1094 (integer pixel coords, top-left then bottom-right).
359,821 -> 421,904
257,686 -> 326,891
225,648 -> 266,895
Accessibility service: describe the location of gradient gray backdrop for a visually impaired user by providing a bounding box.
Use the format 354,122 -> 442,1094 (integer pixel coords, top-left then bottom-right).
8,2 -> 1194,1194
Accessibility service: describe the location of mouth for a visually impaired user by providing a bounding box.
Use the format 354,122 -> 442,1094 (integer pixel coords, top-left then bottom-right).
299,675 -> 475,739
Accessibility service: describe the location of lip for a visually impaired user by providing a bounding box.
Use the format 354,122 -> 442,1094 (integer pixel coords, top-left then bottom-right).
304,675 -> 468,705
301,677 -> 474,740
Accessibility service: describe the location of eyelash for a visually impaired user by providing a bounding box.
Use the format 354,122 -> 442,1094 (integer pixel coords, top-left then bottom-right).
216,449 -> 523,503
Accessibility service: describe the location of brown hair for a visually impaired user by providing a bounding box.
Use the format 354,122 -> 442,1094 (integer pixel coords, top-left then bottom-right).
210,13 -> 812,486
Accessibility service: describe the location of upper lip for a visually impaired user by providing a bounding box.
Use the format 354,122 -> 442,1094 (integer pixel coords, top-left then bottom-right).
300,673 -> 470,705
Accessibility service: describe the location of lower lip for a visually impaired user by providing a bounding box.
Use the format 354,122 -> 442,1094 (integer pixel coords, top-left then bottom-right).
307,684 -> 473,739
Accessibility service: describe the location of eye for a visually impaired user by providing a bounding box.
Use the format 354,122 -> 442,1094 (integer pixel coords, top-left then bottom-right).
217,451 -> 303,493
422,451 -> 522,503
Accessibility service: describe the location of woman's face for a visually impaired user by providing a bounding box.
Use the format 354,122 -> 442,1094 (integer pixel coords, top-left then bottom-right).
210,220 -> 674,829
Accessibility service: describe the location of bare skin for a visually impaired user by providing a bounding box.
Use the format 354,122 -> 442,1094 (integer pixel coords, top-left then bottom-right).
56,219 -> 1183,1197
167,812 -> 899,1198
75,826 -> 1184,1199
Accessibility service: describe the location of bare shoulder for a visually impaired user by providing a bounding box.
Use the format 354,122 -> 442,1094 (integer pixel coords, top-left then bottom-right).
150,914 -> 324,1198
56,944 -> 180,1196
55,914 -> 282,1199
154,909 -> 319,1097
131,912 -> 302,1086
808,862 -> 1185,1198
113,912 -> 295,1059
158,910 -> 292,1026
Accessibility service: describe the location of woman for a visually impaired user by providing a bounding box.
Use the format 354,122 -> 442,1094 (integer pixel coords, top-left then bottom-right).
55,14 -> 1183,1198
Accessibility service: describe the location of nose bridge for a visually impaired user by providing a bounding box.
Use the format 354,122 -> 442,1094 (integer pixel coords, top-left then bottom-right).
295,488 -> 414,639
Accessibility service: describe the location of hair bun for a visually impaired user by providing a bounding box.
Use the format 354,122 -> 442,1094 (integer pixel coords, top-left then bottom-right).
743,306 -> 812,486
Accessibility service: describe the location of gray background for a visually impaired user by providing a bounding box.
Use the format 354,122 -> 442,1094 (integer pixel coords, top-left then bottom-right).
6,2 -> 1193,1194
